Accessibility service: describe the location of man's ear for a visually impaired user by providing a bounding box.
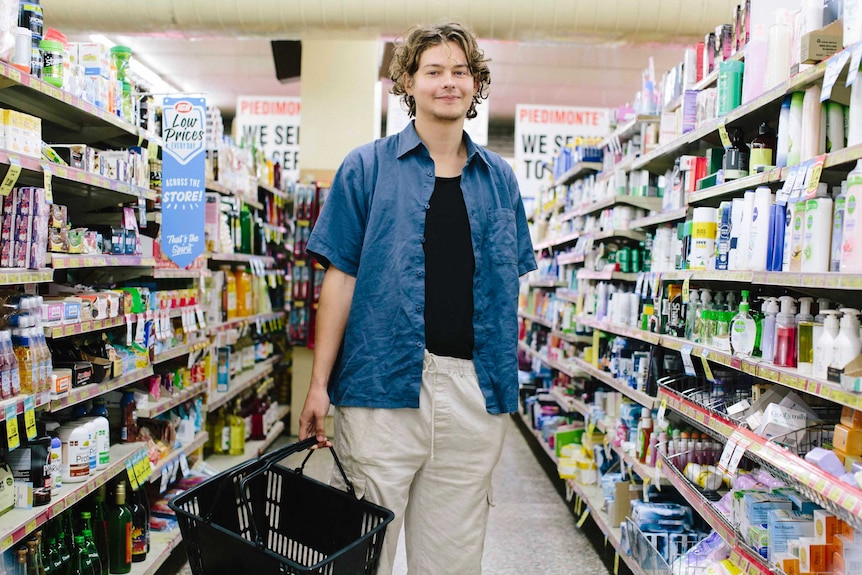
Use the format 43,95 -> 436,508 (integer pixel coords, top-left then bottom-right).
403,73 -> 414,95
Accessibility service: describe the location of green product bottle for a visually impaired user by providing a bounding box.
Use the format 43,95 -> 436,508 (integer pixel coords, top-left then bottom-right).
90,488 -> 111,574
228,400 -> 246,456
106,483 -> 132,574
81,530 -> 103,575
72,535 -> 98,575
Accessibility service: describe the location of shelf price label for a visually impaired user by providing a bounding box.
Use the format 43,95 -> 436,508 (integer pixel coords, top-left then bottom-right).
822,49 -> 852,101
681,344 -> 697,376
40,163 -> 54,203
23,396 -> 36,441
125,457 -> 140,490
718,121 -> 732,148
804,154 -> 827,200
0,156 -> 21,197
847,41 -> 862,87
5,404 -> 19,451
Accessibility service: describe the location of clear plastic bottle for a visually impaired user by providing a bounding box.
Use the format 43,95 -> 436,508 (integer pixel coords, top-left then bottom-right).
12,328 -> 35,395
761,298 -> 779,363
234,266 -> 253,318
730,290 -> 757,357
797,297 -> 815,374
0,329 -> 11,399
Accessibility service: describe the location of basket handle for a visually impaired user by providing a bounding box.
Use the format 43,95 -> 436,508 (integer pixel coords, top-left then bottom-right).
298,444 -> 356,498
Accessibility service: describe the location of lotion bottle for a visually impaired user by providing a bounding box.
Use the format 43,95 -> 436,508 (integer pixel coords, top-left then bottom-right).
833,309 -> 862,371
774,296 -> 798,367
814,310 -> 840,379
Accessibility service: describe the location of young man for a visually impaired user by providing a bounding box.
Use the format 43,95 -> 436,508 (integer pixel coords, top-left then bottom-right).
299,21 -> 536,574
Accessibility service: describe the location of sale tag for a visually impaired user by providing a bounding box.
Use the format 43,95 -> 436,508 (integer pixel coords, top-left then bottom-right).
777,165 -> 800,206
822,49 -> 851,101
717,439 -> 738,475
701,355 -> 715,382
23,395 -> 36,440
681,344 -> 697,376
847,41 -> 862,87
0,157 -> 21,196
804,154 -> 827,200
179,452 -> 190,476
718,122 -> 731,148
614,552 -> 620,575
728,441 -> 748,476
577,508 -> 590,528
195,306 -> 207,330
5,404 -> 19,450
41,164 -> 54,203
126,457 -> 140,490
682,274 -> 691,304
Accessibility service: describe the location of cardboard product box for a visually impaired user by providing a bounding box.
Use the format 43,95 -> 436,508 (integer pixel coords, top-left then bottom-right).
800,19 -> 843,64
768,509 -> 815,560
52,145 -> 88,170
835,424 -> 862,456
608,481 -> 642,527
798,536 -> 828,573
3,110 -> 41,158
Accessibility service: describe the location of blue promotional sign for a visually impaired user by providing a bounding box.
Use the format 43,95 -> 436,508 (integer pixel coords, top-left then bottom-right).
161,96 -> 206,268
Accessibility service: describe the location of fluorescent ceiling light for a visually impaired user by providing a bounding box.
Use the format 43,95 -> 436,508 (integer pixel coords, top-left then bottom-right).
88,33 -> 183,95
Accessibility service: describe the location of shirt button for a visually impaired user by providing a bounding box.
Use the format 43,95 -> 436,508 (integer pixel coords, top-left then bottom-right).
427,171 -> 433,177
417,270 -> 423,277
416,342 -> 423,348
416,305 -> 422,312
424,203 -> 430,210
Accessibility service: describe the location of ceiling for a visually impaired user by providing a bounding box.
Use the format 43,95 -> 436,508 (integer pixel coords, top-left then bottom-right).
44,0 -> 741,135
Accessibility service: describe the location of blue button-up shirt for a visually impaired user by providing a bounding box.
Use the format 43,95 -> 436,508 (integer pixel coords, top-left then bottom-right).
306,121 -> 536,414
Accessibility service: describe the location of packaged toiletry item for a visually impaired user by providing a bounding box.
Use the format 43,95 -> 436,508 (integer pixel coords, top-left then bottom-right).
730,290 -> 756,357
841,160 -> 862,272
832,309 -> 862,372
796,297 -> 815,375
814,310 -> 840,379
774,296 -> 798,368
831,182 -> 846,271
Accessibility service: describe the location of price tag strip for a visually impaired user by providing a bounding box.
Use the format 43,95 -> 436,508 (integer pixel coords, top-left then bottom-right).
5,403 -> 19,450
0,156 -> 21,196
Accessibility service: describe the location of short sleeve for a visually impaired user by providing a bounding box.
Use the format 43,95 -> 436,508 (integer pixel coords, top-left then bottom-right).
508,167 -> 537,277
306,151 -> 370,276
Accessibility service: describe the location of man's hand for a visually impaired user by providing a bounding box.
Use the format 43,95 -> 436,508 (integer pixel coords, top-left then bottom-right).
298,384 -> 333,447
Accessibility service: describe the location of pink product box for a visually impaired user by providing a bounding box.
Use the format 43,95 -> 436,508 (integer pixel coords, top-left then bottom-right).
0,238 -> 11,268
41,301 -> 65,326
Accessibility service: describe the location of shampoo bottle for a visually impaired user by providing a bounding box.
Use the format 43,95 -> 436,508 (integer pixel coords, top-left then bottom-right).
802,191 -> 833,273
813,298 -> 831,352
730,290 -> 757,357
796,297 -> 815,374
814,310 -> 840,379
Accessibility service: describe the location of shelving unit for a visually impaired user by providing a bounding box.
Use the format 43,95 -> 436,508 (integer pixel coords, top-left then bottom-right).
206,414 -> 290,473
136,381 -> 208,419
49,366 -> 155,412
0,443 -> 147,552
207,354 -> 282,411
128,529 -> 184,575
148,431 -> 210,484
521,37 -> 862,575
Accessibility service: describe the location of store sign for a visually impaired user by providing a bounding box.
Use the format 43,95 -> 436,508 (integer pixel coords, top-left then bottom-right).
385,92 -> 489,145
234,96 -> 301,182
161,96 -> 206,269
514,104 -> 610,200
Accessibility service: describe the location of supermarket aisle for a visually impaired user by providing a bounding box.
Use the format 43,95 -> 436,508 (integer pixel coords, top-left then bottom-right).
273,416 -> 609,575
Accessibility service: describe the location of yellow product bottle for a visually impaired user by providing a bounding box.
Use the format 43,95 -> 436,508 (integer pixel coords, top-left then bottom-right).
211,408 -> 227,455
12,329 -> 34,395
234,267 -> 252,318
228,401 -> 245,456
222,266 -> 237,320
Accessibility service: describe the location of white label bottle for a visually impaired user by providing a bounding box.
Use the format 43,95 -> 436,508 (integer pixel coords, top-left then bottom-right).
842,160 -> 862,272
814,310 -> 840,379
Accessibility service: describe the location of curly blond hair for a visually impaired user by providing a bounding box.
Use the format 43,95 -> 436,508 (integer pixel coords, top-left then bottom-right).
389,22 -> 491,120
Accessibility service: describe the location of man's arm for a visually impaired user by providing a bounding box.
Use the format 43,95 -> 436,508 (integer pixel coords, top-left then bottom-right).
298,265 -> 356,445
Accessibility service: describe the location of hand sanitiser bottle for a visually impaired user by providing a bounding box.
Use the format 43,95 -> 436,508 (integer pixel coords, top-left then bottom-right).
797,297 -> 815,374
730,290 -> 757,357
774,296 -> 798,367
761,297 -> 779,363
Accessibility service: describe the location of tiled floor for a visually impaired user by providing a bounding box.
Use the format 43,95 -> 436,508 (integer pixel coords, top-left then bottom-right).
159,416 -> 609,575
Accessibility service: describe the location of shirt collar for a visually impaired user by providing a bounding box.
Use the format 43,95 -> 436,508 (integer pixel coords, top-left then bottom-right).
396,120 -> 489,167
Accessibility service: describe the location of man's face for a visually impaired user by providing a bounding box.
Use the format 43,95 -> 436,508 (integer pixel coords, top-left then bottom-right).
406,40 -> 477,124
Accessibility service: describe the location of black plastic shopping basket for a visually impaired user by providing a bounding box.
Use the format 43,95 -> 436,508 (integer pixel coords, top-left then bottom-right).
169,437 -> 395,575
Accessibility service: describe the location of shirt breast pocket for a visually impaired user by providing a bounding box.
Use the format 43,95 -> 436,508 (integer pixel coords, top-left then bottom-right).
487,209 -> 517,265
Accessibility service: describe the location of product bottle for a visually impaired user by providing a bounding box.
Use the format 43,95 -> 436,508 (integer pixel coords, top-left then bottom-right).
831,182 -> 846,272
91,487 -> 111,575
636,412 -> 653,463
814,310 -> 841,379
679,431 -> 691,470
228,400 -> 245,456
107,482 -> 132,574
12,327 -> 34,394
210,408 -> 227,455
647,425 -> 660,467
722,127 -> 750,180
685,289 -> 700,342
832,309 -> 862,371
796,297 -> 815,374
235,266 -> 253,318
774,296 -> 798,367
118,391 -> 137,443
4,329 -> 20,396
842,160 -> 862,272
813,298 -> 832,352
221,266 -> 238,320
81,528 -> 102,575
749,122 -> 777,175
129,489 -> 148,563
15,548 -> 27,575
730,290 -> 757,357
72,534 -> 97,575
26,538 -> 44,575
761,298 -> 779,362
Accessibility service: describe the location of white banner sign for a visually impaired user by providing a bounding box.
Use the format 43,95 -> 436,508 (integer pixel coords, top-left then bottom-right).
514,104 -> 610,200
234,96 -> 301,182
386,92 -> 489,145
